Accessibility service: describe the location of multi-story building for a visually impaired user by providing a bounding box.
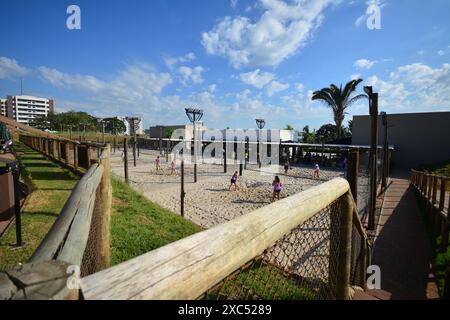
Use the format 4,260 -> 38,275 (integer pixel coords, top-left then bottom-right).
0,99 -> 6,117
116,116 -> 145,136
0,95 -> 54,125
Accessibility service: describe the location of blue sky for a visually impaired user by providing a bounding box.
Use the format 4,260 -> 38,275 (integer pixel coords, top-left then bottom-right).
1,0 -> 449,131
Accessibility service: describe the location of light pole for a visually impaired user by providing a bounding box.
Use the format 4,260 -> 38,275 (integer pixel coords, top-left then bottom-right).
256,118 -> 266,168
185,108 -> 204,183
364,86 -> 378,231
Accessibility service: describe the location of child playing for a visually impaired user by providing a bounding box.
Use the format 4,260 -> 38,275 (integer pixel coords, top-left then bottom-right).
272,176 -> 282,202
229,171 -> 239,191
284,161 -> 290,175
313,163 -> 320,179
170,159 -> 176,175
155,155 -> 161,171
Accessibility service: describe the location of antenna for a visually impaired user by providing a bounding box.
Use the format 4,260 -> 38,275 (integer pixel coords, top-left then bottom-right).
20,79 -> 23,95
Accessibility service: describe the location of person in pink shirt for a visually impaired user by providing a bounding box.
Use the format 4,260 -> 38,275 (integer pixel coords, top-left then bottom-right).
155,155 -> 161,171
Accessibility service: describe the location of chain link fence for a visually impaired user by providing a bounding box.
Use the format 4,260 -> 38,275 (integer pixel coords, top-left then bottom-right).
203,199 -> 367,300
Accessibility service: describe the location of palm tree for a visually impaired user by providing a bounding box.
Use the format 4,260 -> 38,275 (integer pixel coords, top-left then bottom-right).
311,79 -> 367,138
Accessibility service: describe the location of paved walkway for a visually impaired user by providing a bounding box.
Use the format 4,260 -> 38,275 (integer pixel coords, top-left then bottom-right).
369,177 -> 440,299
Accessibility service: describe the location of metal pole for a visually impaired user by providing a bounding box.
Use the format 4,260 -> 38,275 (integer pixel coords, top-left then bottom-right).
133,136 -> 137,167
123,138 -> 129,185
102,122 -> 105,144
193,122 -> 197,183
11,162 -> 23,246
181,159 -> 185,217
368,93 -> 378,230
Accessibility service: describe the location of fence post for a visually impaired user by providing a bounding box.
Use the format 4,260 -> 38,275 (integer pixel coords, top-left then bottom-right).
74,143 -> 78,170
335,192 -> 353,300
97,145 -> 112,268
439,178 -> 448,253
64,143 -> 70,165
347,151 -> 359,205
123,138 -> 129,185
432,176 -> 439,235
223,142 -> 227,173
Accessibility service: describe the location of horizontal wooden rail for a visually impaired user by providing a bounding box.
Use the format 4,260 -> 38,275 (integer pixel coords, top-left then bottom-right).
29,163 -> 104,265
81,178 -> 351,300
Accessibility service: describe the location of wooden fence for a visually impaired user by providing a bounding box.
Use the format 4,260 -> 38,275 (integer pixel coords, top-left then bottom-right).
410,169 -> 450,298
0,135 -> 111,300
79,178 -> 369,300
19,134 -> 106,173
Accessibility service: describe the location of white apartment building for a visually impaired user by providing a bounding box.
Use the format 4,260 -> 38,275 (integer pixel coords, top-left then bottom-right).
0,99 -> 6,117
0,95 -> 54,125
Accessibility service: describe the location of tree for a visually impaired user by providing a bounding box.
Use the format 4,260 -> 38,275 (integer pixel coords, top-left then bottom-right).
301,125 -> 315,144
311,79 -> 367,138
166,127 -> 175,138
285,124 -> 294,131
103,117 -> 126,134
347,120 -> 353,134
315,124 -> 338,143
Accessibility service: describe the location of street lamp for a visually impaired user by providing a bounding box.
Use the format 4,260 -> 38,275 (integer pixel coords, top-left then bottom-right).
185,108 -> 204,183
256,118 -> 266,168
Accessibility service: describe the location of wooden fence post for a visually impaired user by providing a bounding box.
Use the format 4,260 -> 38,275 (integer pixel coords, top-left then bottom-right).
439,178 -> 448,252
347,151 -> 359,205
335,192 -> 353,300
74,143 -> 78,170
97,145 -> 112,268
64,142 -> 70,165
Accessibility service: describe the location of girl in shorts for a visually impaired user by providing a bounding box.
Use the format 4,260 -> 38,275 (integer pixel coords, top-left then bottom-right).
229,171 -> 239,191
272,176 -> 282,202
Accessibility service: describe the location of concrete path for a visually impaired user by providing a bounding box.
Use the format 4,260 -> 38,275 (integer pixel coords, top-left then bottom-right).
369,177 -> 440,299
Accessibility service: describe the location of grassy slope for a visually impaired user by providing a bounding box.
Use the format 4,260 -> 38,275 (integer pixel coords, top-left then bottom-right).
110,176 -> 202,265
0,142 -> 79,271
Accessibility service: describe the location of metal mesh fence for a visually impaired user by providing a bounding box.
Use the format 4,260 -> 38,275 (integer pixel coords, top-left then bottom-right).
203,199 -> 366,300
79,184 -> 104,277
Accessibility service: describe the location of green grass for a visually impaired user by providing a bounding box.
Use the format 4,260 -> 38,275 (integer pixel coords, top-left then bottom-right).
110,176 -> 202,265
422,161 -> 450,178
207,260 -> 317,300
417,198 -> 450,296
0,141 -> 79,271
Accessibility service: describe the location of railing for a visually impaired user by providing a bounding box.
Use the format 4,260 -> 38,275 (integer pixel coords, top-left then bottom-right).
410,169 -> 449,298
0,135 -> 111,300
80,178 -> 369,300
19,134 -> 107,173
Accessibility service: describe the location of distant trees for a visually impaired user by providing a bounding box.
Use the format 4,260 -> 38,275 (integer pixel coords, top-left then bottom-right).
102,117 -> 127,134
301,126 -> 315,144
29,111 -> 129,134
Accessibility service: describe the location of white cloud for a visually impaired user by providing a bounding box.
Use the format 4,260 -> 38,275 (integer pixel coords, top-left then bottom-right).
164,52 -> 196,69
208,84 -> 217,93
0,57 -> 30,79
177,66 -> 205,85
364,63 -> 450,111
202,0 -> 336,69
239,69 -> 275,88
350,74 -> 361,80
438,50 -> 445,56
230,0 -> 238,9
266,80 -> 289,97
417,50 -> 425,55
354,58 -> 376,69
